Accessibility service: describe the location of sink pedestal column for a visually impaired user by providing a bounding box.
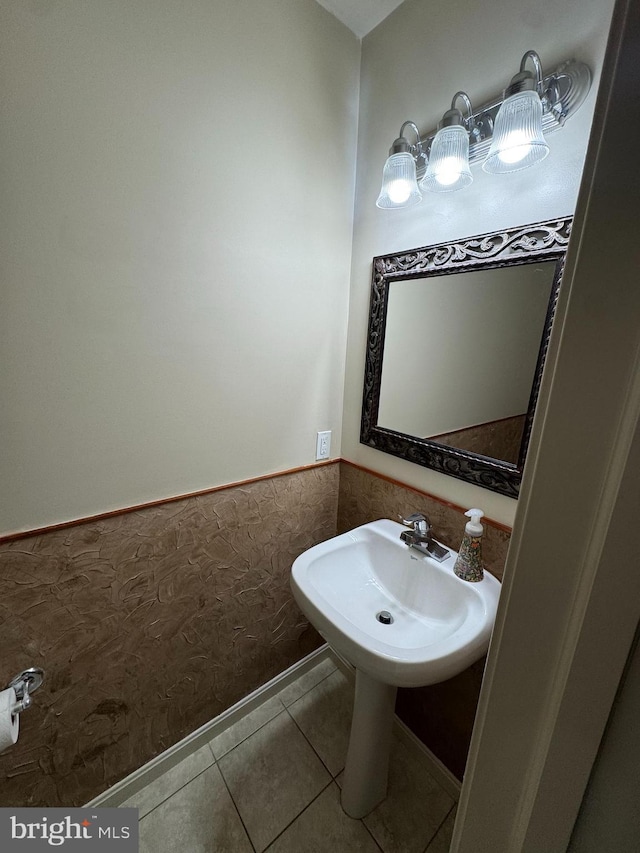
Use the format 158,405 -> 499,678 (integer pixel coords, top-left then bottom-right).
341,669 -> 398,819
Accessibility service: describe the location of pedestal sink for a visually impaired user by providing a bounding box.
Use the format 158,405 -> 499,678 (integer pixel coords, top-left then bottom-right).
290,518 -> 501,818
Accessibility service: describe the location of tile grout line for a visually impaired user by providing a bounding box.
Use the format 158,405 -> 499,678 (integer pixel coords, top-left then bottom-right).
422,802 -> 457,853
208,665 -> 341,853
212,660 -> 339,762
261,778 -> 335,853
361,817 -> 386,853
283,702 -> 344,781
281,666 -> 354,782
257,772 -> 385,853
135,755 -> 217,823
279,662 -> 339,709
214,753 -> 259,853
210,696 -> 287,761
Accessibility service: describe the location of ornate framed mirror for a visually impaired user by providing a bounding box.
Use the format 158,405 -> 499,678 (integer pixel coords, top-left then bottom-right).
360,218 -> 572,498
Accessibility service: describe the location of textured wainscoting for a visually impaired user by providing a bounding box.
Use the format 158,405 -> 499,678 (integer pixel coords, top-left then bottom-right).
0,464 -> 337,807
337,460 -> 512,780
1,458 -> 510,805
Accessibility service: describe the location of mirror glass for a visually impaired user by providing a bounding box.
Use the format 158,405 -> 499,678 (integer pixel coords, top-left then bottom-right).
360,218 -> 571,498
378,262 -> 556,464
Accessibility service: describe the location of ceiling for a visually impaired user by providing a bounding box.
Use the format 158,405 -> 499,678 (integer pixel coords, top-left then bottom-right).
314,0 -> 406,38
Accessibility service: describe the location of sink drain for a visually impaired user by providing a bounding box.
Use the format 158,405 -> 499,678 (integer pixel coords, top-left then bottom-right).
376,610 -> 393,625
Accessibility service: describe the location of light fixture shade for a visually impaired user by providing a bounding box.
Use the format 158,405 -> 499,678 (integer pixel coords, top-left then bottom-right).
376,152 -> 422,209
421,125 -> 472,193
483,90 -> 549,174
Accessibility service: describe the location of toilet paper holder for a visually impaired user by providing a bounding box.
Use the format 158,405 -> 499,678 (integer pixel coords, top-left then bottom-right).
7,667 -> 45,715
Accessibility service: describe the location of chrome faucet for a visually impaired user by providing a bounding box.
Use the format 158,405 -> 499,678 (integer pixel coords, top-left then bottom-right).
399,513 -> 450,562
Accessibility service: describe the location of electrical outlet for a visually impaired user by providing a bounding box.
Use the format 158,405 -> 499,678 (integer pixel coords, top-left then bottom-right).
316,430 -> 331,460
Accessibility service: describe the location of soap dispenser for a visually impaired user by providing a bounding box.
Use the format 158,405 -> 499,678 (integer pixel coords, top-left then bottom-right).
454,508 -> 485,582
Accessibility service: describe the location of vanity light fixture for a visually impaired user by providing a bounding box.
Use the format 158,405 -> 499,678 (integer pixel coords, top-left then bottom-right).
376,121 -> 424,209
376,51 -> 591,208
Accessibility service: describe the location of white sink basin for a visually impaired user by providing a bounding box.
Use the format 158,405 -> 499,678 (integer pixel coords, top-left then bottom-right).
291,518 -> 501,688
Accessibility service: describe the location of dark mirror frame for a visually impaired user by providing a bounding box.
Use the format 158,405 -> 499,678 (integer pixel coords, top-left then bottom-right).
360,217 -> 572,499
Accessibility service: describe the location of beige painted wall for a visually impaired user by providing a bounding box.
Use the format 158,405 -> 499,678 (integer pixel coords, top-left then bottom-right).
343,0 -> 615,526
2,0 -> 618,536
0,0 -> 359,535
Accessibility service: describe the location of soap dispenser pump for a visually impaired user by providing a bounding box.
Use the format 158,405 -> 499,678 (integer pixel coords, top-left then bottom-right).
454,508 -> 485,582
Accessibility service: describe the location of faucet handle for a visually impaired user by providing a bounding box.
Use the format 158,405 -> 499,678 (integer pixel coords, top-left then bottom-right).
399,513 -> 431,532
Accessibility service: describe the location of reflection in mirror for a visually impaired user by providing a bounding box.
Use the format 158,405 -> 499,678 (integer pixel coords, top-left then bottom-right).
378,262 -> 556,464
360,218 -> 572,498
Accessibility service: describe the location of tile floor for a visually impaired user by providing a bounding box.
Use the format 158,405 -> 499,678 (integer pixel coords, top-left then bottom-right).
122,656 -> 457,852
